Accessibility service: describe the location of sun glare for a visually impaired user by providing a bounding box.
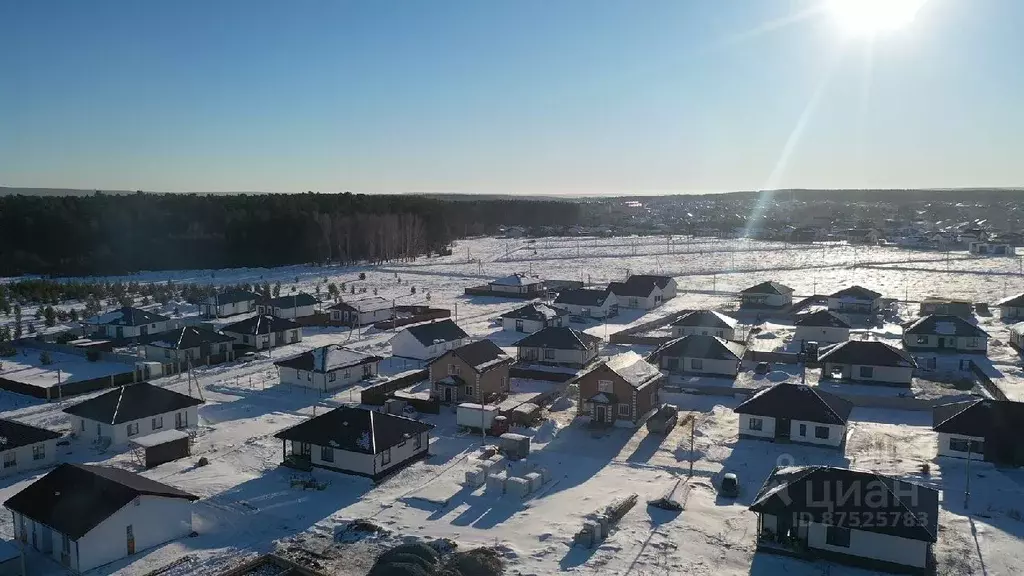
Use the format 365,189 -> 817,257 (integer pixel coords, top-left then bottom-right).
829,0 -> 928,35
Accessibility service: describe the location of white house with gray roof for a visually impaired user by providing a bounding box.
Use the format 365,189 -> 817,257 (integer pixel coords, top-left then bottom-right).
388,320 -> 468,361
552,288 -> 618,318
275,345 -> 383,392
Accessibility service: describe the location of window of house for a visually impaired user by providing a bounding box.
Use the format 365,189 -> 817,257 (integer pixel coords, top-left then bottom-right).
382,448 -> 391,465
321,445 -> 334,462
164,349 -> 171,359
343,370 -> 351,379
262,335 -> 270,344
815,426 -> 830,439
544,349 -> 555,360
825,526 -> 851,548
465,386 -> 473,397
414,434 -> 422,450
690,358 -> 703,370
3,453 -> 16,468
970,338 -> 981,347
597,379 -> 613,393
448,363 -> 460,375
127,422 -> 139,436
618,403 -> 631,417
329,371 -> 336,382
749,417 -> 763,431
716,330 -> 724,338
858,366 -> 874,378
799,424 -> 807,436
152,416 -> 163,430
949,438 -> 983,453
666,358 -> 679,371
916,335 -> 928,344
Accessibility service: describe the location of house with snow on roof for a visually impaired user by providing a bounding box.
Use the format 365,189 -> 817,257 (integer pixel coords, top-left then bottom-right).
551,288 -> 618,318
608,274 -> 676,310
142,326 -> 236,369
428,339 -> 512,404
388,319 -> 468,361
649,335 -> 745,377
85,307 -> 175,340
275,345 -> 382,393
221,315 -> 302,350
734,383 -> 853,449
902,314 -> 988,355
488,273 -> 545,296
0,419 -> 62,478
671,310 -> 738,340
199,289 -> 258,318
794,310 -> 851,345
63,382 -> 202,447
739,281 -> 794,308
932,399 -> 1024,466
827,286 -> 883,315
514,326 -> 601,368
274,406 -> 434,480
750,466 -> 939,574
818,340 -> 916,387
575,352 -> 662,426
1009,322 -> 1024,350
256,292 -> 319,319
328,296 -> 395,326
968,241 -> 1015,256
4,463 -> 198,573
500,302 -> 568,333
996,293 -> 1024,320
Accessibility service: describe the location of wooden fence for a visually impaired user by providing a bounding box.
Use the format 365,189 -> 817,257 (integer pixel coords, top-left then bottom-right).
360,369 -> 428,405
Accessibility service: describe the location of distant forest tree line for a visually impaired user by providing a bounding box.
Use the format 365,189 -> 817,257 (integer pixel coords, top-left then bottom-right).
0,192 -> 580,276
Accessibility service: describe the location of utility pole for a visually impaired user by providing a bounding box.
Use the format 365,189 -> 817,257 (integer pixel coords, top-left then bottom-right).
689,416 -> 696,478
964,441 -> 972,509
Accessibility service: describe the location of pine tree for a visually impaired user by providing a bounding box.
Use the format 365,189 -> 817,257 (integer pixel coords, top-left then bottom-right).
44,306 -> 57,327
273,282 -> 281,297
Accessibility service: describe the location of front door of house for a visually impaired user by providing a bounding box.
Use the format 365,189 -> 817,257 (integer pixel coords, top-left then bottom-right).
776,418 -> 791,440
300,442 -> 311,458
116,326 -> 124,339
140,324 -> 149,336
516,319 -> 524,332
595,405 -> 607,423
126,525 -> 135,555
444,387 -> 453,403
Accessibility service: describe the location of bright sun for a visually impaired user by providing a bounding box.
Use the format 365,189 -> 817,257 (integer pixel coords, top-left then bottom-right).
829,0 -> 928,35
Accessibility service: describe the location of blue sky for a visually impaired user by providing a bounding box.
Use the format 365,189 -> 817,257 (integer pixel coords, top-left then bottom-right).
1,0 -> 1022,194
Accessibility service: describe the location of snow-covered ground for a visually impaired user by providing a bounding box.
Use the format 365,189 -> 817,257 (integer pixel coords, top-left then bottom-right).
0,236 -> 1022,575
0,347 -> 133,388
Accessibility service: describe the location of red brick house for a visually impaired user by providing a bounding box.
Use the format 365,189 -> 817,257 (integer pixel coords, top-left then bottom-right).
576,352 -> 662,426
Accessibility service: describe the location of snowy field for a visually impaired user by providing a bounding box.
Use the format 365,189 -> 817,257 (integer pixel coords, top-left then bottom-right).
0,347 -> 133,387
0,236 -> 1022,575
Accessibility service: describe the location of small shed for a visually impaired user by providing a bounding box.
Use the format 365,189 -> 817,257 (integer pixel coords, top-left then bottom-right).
131,429 -> 191,469
0,540 -> 22,576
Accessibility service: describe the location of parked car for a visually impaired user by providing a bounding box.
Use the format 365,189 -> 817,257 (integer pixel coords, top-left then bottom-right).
720,472 -> 739,497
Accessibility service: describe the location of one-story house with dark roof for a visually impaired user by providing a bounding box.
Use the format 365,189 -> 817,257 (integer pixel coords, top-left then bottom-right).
85,307 -> 174,340
63,382 -> 202,446
4,463 -> 198,573
739,281 -> 794,308
750,466 -> 938,574
734,383 -> 853,449
576,352 -> 662,426
274,406 -> 434,480
902,314 -> 989,354
388,319 -> 468,361
275,345 -> 383,392
932,399 -> 1024,466
428,339 -> 512,404
827,286 -> 883,315
649,335 -> 746,377
221,315 -> 302,350
996,293 -> 1024,320
500,302 -> 569,333
256,292 -> 319,319
328,296 -> 394,326
794,310 -> 851,345
818,340 -> 916,386
200,289 -> 258,318
514,326 -> 601,368
551,288 -> 618,318
0,419 -> 62,478
671,310 -> 738,340
918,296 -> 973,318
608,275 -> 676,310
142,326 -> 236,368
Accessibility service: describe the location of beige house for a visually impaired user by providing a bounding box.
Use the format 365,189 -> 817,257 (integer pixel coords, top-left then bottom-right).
902,315 -> 988,354
818,340 -> 916,386
514,326 -> 601,368
576,352 -> 662,426
428,339 -> 512,404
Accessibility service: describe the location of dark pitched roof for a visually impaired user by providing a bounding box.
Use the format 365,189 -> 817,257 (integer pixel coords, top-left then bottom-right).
651,335 -> 745,361
447,339 -> 511,372
514,326 -> 601,350
608,274 -> 672,298
222,315 -> 301,335
261,293 -> 319,308
328,296 -> 392,313
750,466 -> 938,541
997,293 -> 1024,308
142,326 -> 235,350
628,275 -> 674,289
553,288 -> 613,307
3,463 -> 197,540
818,340 -> 915,368
90,306 -> 170,327
735,383 -> 853,424
402,319 -> 468,346
932,399 -> 1024,438
795,310 -> 852,328
62,382 -> 203,424
904,315 -> 988,338
830,285 -> 882,301
741,281 -> 793,296
671,310 -> 737,329
0,419 -> 61,451
210,290 -> 258,305
274,406 -> 433,455
490,273 -> 543,287
274,345 -> 382,372
500,303 -> 568,321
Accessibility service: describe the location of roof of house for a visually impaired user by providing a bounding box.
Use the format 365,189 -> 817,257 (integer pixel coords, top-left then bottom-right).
749,466 -> 938,542
997,293 -> 1024,308
671,310 -> 737,329
932,399 -> 1024,438
62,382 -> 203,424
651,334 -> 745,361
500,303 -> 569,322
142,326 -> 235,350
274,345 -> 382,373
628,275 -> 674,289
400,319 -> 469,346
88,306 -> 170,327
274,406 -> 433,455
553,288 -> 613,307
904,315 -> 989,338
3,463 -> 198,540
608,274 -> 673,298
1011,321 -> 1024,334
602,352 -> 661,389
0,419 -> 61,451
795,310 -> 852,328
734,383 -> 853,424
222,315 -> 301,335
443,339 -> 512,373
210,290 -> 258,305
817,340 -> 916,368
740,281 -> 794,296
514,326 -> 602,350
829,285 -> 882,301
260,293 -> 319,308
490,273 -> 543,287
328,296 -> 393,313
